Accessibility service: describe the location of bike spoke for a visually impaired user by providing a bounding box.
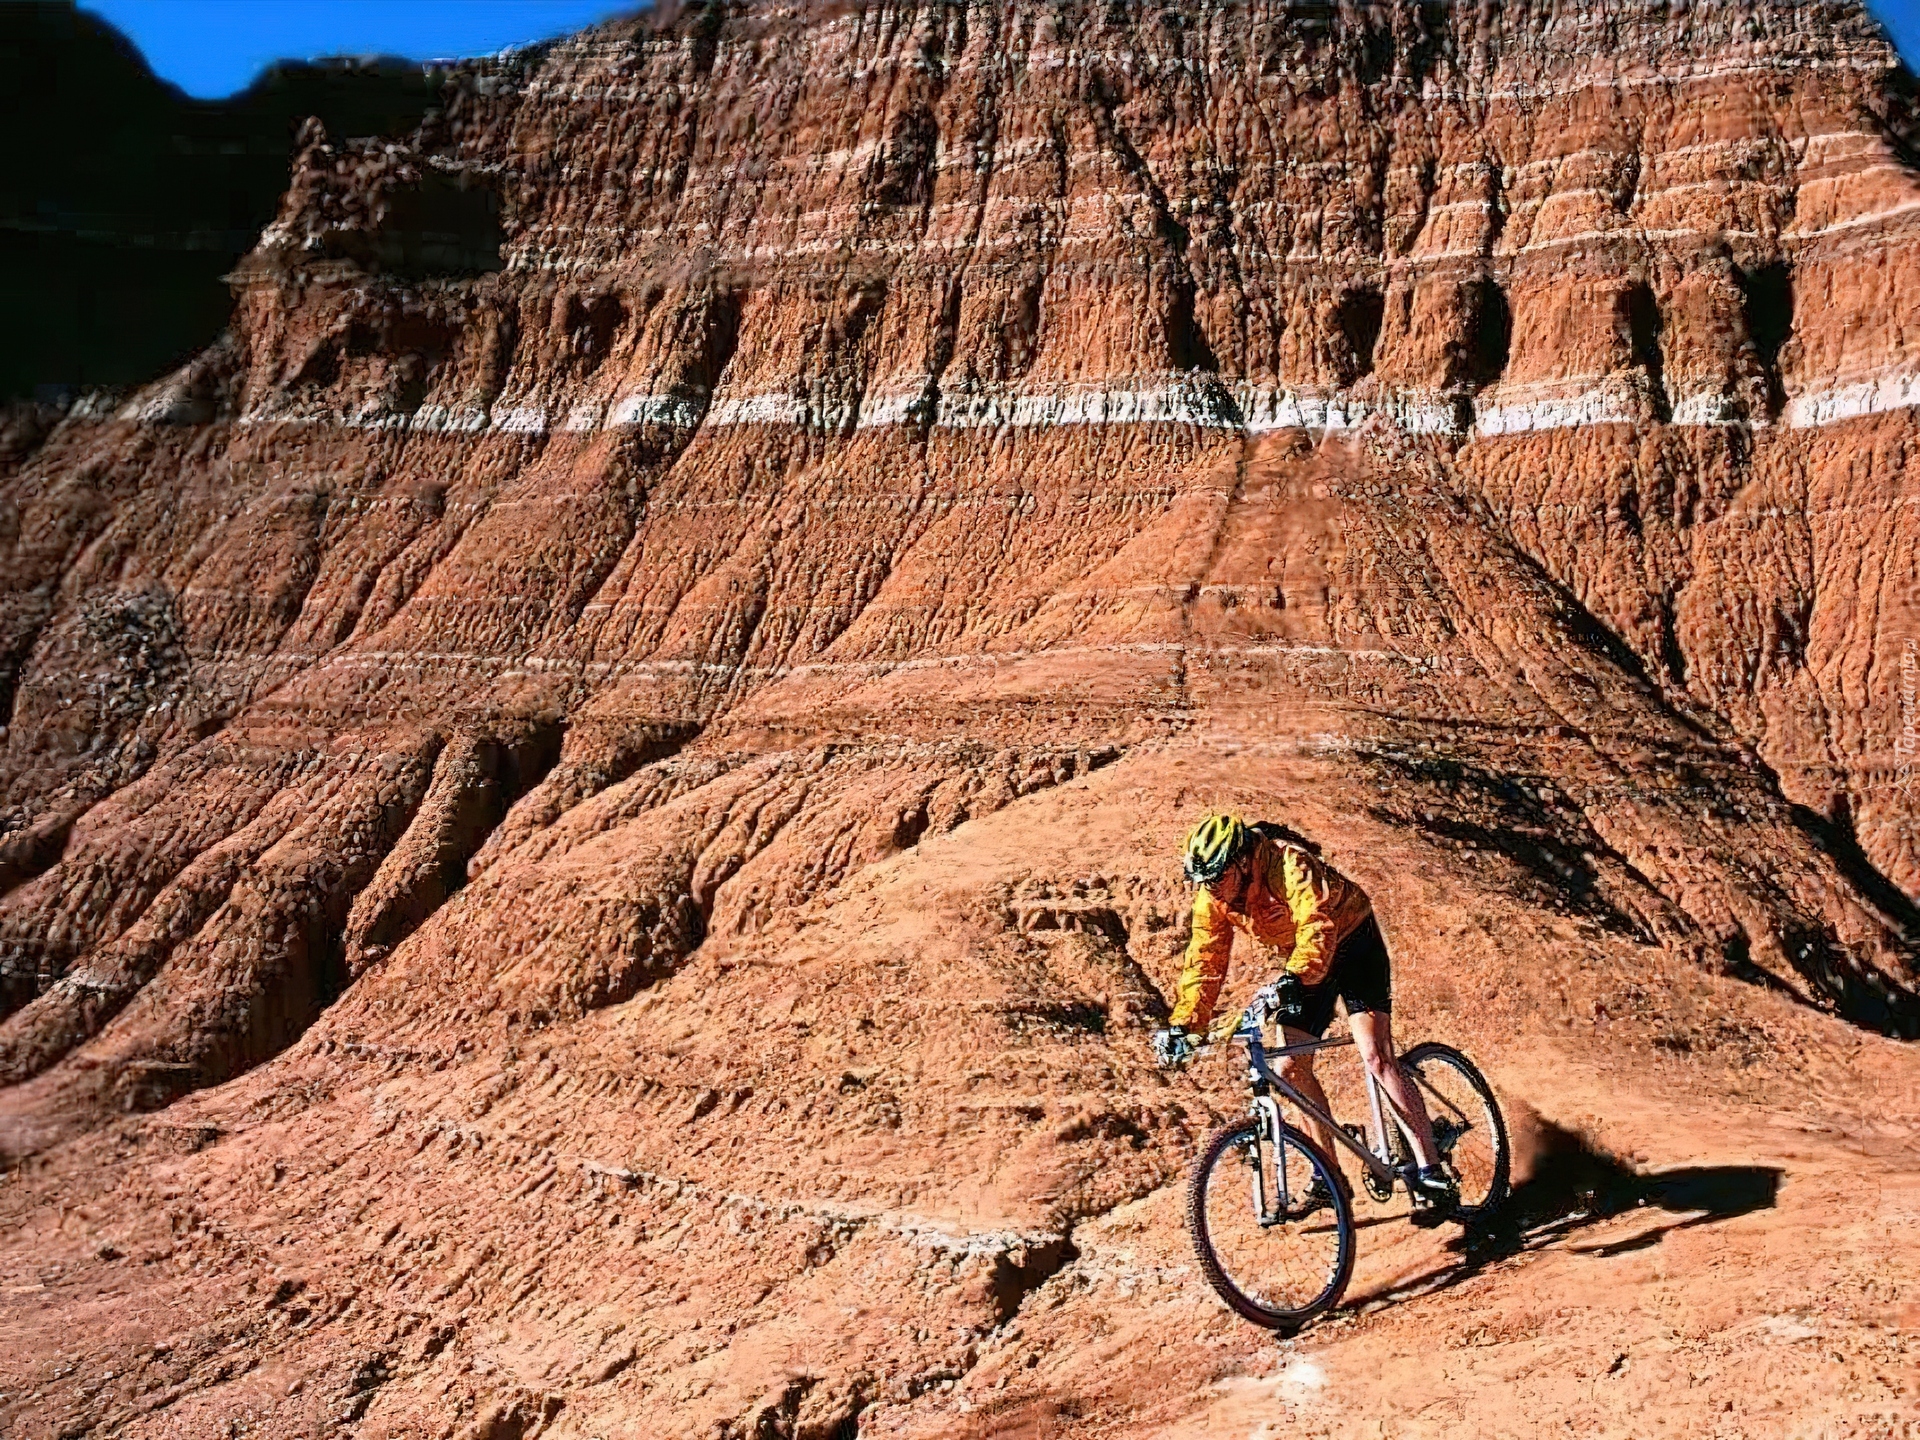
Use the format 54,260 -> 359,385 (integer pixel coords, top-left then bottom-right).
1409,1067 -> 1471,1123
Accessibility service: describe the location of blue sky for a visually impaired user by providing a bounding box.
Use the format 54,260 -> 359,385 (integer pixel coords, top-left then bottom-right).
79,0 -> 1920,101
83,1 -> 639,98
1871,2 -> 1920,65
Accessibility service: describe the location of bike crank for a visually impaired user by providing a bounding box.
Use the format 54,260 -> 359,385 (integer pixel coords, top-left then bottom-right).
1344,1124 -> 1396,1202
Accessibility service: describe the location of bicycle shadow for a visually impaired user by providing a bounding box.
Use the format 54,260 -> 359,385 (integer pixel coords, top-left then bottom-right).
1340,1113 -> 1781,1314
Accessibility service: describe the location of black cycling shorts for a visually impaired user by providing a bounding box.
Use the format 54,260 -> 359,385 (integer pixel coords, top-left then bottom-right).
1291,913 -> 1392,1038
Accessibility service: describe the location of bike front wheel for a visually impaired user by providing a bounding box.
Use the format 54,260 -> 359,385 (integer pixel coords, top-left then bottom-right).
1401,1042 -> 1511,1221
1186,1118 -> 1355,1332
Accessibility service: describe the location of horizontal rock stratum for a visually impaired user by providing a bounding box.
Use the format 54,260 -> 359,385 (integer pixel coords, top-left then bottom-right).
2,2 -> 1918,1436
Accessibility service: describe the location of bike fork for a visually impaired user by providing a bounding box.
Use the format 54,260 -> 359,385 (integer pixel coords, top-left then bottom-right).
1248,1096 -> 1288,1226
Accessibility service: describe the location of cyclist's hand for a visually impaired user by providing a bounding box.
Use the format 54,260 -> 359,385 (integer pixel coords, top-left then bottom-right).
1257,974 -> 1307,1031
1205,1010 -> 1246,1045
1151,1027 -> 1199,1069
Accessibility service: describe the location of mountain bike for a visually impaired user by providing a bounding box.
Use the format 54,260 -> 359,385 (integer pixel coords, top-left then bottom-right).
1184,990 -> 1510,1332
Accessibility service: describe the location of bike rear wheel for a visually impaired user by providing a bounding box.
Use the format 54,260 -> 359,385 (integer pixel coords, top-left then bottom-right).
1401,1042 -> 1510,1220
1186,1118 -> 1355,1332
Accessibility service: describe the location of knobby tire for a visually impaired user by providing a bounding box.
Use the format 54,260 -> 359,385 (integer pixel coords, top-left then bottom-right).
1186,1118 -> 1356,1332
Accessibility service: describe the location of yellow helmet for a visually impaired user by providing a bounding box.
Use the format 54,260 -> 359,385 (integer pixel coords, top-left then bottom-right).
1182,812 -> 1252,885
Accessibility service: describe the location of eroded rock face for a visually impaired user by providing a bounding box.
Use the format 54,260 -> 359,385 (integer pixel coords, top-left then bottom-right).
2,2 -> 1918,1435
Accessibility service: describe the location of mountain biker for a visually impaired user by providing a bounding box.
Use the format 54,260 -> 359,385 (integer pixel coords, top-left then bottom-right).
1153,813 -> 1459,1221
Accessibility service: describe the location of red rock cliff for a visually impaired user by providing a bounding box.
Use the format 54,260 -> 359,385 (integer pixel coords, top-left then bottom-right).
2,3 -> 1918,1434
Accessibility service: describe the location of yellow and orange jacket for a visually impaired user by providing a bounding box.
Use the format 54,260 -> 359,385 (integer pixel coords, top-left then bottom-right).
1168,836 -> 1373,1031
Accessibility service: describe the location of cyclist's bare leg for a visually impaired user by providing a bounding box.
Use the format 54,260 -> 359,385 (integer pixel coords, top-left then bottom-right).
1348,1010 -> 1439,1169
1277,1027 -> 1343,1182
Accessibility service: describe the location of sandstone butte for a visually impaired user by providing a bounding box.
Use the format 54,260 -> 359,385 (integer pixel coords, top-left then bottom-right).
1,1 -> 1918,1435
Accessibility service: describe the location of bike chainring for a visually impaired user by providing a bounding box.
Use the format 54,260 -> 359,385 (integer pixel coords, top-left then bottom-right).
1343,1125 -> 1396,1202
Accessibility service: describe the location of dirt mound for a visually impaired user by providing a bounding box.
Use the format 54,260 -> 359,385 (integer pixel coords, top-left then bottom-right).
1,1 -> 1917,1435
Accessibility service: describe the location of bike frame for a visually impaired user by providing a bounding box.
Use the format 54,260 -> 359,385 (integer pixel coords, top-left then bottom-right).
1233,1013 -> 1408,1187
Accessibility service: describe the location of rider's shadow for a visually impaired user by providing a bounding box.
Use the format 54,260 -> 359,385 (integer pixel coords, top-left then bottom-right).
1344,1115 -> 1782,1313
1563,1166 -> 1781,1258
